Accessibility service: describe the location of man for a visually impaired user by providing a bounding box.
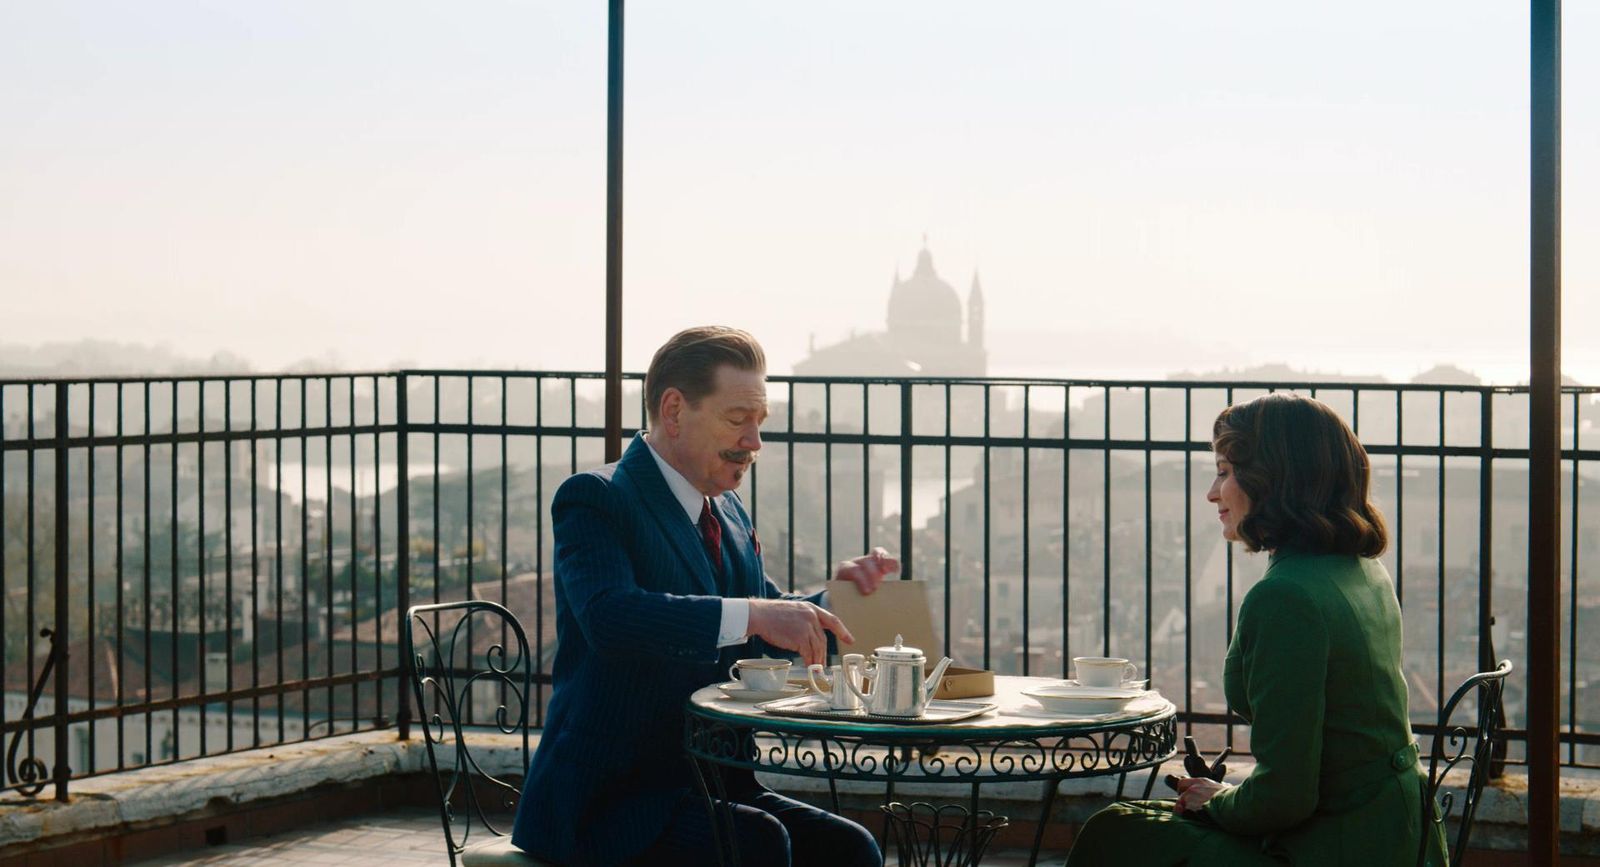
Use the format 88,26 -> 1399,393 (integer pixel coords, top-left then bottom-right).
511,326 -> 893,867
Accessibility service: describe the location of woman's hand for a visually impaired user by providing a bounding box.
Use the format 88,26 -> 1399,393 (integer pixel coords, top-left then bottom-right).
1172,777 -> 1230,814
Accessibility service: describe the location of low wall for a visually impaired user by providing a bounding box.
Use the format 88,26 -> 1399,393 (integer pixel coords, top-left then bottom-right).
1,731 -> 1595,865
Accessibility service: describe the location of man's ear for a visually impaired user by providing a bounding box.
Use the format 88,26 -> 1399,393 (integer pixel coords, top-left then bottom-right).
659,388 -> 684,436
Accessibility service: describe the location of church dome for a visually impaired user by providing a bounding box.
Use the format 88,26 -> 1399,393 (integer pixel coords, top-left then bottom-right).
886,247 -> 963,346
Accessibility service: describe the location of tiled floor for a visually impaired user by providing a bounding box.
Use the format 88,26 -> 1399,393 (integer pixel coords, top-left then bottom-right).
129,807 -> 451,866
130,805 -> 1068,865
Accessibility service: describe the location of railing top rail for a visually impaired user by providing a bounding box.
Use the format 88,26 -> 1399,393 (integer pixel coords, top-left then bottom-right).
2,370 -> 1595,395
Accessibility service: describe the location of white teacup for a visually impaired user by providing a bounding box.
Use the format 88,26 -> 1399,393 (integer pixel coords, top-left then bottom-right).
1074,656 -> 1138,688
729,658 -> 792,692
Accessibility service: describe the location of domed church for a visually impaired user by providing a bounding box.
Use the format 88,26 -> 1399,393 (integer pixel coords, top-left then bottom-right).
794,242 -> 988,377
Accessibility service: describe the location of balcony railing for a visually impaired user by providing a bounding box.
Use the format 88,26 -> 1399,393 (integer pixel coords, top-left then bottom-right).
1,370 -> 1596,801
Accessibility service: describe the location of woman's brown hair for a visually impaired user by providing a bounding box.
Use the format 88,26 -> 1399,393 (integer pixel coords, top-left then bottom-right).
1212,392 -> 1388,558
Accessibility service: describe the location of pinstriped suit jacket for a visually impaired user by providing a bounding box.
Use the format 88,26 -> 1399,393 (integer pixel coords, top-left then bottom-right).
510,434 -> 815,866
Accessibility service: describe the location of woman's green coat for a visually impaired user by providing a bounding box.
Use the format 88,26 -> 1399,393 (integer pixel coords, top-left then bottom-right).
1066,551 -> 1449,866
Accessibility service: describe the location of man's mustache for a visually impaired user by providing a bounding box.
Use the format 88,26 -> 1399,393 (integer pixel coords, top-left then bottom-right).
721,449 -> 757,465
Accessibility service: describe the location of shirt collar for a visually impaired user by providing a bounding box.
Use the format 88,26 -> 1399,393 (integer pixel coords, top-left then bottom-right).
643,434 -> 708,523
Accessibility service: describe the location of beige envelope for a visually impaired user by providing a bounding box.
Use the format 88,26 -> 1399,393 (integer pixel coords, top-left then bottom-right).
827,578 -> 942,660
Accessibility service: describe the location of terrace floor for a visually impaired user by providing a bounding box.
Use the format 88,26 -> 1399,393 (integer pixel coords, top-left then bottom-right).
126,805 -> 1070,866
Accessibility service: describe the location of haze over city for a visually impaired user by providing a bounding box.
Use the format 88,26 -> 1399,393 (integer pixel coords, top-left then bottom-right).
3,1 -> 1597,384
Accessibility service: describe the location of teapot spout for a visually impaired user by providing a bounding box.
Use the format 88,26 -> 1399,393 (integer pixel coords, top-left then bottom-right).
922,656 -> 954,701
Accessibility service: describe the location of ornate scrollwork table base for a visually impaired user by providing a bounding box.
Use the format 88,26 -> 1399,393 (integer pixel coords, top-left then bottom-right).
684,675 -> 1177,867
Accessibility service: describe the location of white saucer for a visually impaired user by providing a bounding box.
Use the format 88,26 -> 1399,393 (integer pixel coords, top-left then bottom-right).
718,682 -> 807,703
1056,679 -> 1148,692
1022,685 -> 1148,715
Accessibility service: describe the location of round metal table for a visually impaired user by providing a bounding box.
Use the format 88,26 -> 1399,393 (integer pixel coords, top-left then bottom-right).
683,675 -> 1178,866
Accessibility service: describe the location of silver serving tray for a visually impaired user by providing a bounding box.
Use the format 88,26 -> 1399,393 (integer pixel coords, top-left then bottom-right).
755,694 -> 997,725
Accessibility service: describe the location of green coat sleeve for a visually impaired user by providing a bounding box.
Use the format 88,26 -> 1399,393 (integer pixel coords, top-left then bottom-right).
1205,578 -> 1329,835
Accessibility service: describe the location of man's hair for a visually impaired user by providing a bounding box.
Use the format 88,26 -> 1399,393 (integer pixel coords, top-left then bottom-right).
1212,392 -> 1388,558
644,326 -> 766,425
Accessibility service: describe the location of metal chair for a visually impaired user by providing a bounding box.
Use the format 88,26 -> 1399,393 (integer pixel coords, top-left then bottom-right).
1417,659 -> 1513,867
405,600 -> 551,866
880,801 -> 1010,867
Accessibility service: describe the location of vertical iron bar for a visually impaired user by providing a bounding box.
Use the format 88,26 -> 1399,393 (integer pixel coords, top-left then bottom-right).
861,384 -> 869,557
1022,386 -> 1030,675
198,382 -> 207,756
1063,385 -> 1071,676
465,377 -> 476,724
144,382 -> 154,760
171,383 -> 180,759
786,384 -> 795,593
1102,387 -> 1111,658
982,385 -> 992,671
1143,387 -> 1152,682
603,0 -> 625,463
944,384 -> 952,659
900,383 -> 913,581
535,376 -> 547,721
250,380 -> 261,746
225,381 -> 234,750
1224,385 -> 1234,752
1528,1 -> 1563,856
325,379 -> 334,734
371,375 -> 383,730
500,377 -> 509,716
300,378 -> 309,737
1570,392 -> 1580,764
1397,390 -> 1405,608
1478,391 -> 1495,683
87,385 -> 97,772
433,378 -> 441,615
396,374 -> 412,741
1183,388 -> 1192,735
274,379 -> 284,744
349,379 -> 358,731
825,383 -> 833,573
53,382 -> 70,800
27,386 -> 36,771
116,384 -> 126,766
1437,392 -> 1446,730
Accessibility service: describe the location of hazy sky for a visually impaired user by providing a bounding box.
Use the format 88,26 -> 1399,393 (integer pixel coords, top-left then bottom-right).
2,2 -> 1595,383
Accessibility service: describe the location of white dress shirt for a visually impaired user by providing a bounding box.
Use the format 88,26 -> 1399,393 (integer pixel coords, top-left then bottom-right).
643,437 -> 750,647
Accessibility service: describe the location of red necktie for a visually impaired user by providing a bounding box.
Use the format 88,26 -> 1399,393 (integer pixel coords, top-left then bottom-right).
698,498 -> 723,578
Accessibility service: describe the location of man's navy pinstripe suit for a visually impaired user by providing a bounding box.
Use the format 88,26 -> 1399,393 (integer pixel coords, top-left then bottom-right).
510,434 -> 827,865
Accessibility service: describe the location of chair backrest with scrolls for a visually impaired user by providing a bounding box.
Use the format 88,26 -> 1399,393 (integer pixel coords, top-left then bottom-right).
405,600 -> 534,867
1417,659 -> 1513,867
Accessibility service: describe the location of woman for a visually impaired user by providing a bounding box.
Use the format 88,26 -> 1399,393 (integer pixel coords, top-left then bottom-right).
1065,393 -> 1447,866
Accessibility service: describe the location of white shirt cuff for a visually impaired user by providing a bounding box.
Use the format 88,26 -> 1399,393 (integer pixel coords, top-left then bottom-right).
717,598 -> 751,647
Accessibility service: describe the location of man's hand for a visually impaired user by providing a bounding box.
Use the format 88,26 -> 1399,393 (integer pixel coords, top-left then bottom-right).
1172,777 -> 1229,814
833,547 -> 899,596
747,599 -> 854,667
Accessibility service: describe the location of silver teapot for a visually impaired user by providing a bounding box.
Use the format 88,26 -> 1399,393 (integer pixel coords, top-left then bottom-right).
846,634 -> 954,717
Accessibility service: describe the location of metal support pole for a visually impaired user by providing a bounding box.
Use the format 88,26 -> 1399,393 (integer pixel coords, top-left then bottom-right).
604,0 -> 625,462
52,383 -> 70,801
1528,0 -> 1562,861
